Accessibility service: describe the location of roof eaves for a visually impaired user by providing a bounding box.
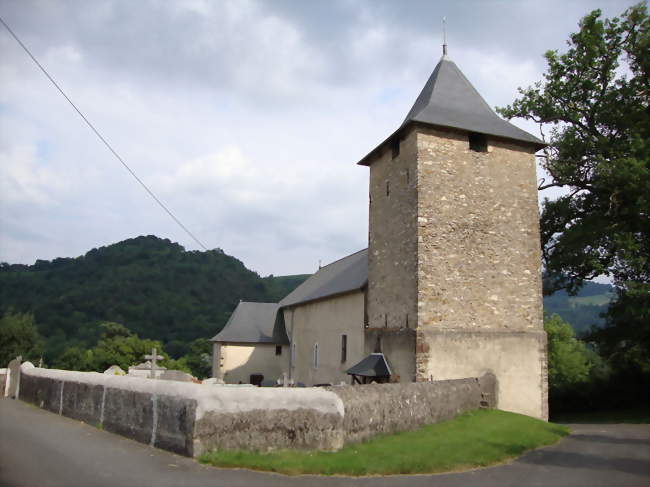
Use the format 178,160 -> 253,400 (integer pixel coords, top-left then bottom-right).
279,284 -> 367,310
357,119 -> 546,167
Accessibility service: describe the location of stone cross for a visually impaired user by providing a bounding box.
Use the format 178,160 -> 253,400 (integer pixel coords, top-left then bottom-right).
144,348 -> 163,379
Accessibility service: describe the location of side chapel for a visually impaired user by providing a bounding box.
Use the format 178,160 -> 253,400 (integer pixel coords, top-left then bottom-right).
211,48 -> 548,419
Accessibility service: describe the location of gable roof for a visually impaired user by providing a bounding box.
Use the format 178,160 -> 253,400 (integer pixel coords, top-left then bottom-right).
210,250 -> 368,344
210,302 -> 288,344
279,249 -> 368,308
358,55 -> 545,166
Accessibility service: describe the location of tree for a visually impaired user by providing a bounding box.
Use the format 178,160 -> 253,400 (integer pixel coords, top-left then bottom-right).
497,3 -> 649,293
54,346 -> 94,371
98,322 -> 133,339
545,314 -> 594,391
594,282 -> 650,375
183,338 -> 212,379
0,311 -> 44,366
498,5 -> 649,402
90,333 -> 167,372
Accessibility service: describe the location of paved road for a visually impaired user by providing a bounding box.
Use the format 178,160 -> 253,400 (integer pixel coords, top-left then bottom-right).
1,398 -> 649,487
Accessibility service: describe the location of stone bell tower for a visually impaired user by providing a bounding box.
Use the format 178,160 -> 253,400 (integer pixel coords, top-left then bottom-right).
359,51 -> 548,419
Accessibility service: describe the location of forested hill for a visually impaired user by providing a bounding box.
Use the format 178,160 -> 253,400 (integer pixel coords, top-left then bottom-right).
543,281 -> 614,335
0,236 -> 308,362
0,235 -> 612,363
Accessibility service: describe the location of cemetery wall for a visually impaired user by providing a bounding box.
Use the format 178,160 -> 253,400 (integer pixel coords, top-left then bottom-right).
16,363 -> 495,457
329,374 -> 495,445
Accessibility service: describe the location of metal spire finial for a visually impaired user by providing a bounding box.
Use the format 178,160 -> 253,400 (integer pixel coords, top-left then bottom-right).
442,17 -> 448,56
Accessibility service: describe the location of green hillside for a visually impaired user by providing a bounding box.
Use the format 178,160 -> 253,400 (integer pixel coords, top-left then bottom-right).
0,235 -> 612,363
0,236 -> 308,362
543,281 -> 614,335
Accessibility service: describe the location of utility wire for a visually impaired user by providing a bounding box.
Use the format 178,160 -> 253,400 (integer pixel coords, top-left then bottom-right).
0,15 -> 209,251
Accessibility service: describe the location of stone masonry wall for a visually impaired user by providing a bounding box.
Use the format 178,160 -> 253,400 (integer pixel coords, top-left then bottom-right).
413,126 -> 548,419
15,363 -> 495,456
415,126 -> 544,333
330,375 -> 494,445
367,127 -> 419,331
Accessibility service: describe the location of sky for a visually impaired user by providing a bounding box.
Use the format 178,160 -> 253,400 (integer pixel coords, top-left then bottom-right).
0,0 -> 634,276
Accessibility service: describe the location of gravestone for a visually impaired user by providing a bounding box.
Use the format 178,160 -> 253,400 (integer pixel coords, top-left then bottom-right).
103,365 -> 126,375
144,348 -> 164,379
128,361 -> 166,379
159,369 -> 194,382
0,369 -> 7,394
5,356 -> 22,399
202,377 -> 225,385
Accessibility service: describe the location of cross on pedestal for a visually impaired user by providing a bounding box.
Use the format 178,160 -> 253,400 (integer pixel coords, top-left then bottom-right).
144,347 -> 164,379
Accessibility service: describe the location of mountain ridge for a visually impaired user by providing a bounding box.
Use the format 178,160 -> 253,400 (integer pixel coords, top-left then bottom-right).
0,235 -> 611,362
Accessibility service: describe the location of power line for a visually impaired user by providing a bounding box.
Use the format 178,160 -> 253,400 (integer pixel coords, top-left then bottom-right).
0,15 -> 209,251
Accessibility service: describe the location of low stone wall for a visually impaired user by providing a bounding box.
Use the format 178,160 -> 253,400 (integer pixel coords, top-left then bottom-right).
19,364 -> 198,455
17,363 -> 495,457
330,375 -> 494,444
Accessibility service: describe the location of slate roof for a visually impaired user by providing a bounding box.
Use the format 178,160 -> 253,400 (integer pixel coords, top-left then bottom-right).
346,353 -> 392,377
210,302 -> 289,345
358,55 -> 545,166
279,249 -> 368,308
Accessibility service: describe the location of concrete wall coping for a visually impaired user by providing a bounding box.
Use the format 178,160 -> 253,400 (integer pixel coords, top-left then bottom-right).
20,363 -> 344,419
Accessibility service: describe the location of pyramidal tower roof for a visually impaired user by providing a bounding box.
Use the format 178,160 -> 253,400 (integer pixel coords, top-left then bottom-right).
358,54 -> 545,165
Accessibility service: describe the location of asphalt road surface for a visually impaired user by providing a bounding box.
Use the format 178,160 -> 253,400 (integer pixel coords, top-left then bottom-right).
1,398 -> 649,487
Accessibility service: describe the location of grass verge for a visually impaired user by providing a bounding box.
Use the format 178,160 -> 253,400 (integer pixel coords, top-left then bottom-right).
199,409 -> 569,476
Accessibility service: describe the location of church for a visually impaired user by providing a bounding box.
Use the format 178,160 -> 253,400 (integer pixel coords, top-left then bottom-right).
211,48 -> 549,420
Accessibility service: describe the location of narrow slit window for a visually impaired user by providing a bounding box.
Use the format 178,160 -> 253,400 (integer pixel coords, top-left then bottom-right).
386,181 -> 390,197
341,334 -> 347,363
468,132 -> 488,152
313,343 -> 319,369
291,343 -> 296,367
406,168 -> 410,184
391,139 -> 400,159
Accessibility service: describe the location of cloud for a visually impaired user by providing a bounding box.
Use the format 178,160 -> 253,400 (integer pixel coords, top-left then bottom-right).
0,144 -> 64,205
0,0 -> 633,275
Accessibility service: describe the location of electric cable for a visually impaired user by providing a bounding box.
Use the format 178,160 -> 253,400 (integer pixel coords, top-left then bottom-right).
0,15 -> 209,251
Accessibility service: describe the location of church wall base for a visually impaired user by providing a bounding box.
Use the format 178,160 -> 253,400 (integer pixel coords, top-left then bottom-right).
416,328 -> 548,420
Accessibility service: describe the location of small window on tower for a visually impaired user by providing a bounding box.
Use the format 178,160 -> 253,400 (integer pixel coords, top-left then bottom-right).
386,181 -> 390,197
341,334 -> 347,363
391,138 -> 400,159
275,345 -> 282,356
469,132 -> 488,152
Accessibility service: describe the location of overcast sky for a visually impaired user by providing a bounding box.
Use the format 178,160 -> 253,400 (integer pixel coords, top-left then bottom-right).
0,0 -> 633,276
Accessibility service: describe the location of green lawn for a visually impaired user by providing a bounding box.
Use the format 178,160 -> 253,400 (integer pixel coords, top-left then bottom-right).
199,409 -> 569,476
552,407 -> 650,424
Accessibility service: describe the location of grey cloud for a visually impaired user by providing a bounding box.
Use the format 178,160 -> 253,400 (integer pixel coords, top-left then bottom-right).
0,0 -> 633,275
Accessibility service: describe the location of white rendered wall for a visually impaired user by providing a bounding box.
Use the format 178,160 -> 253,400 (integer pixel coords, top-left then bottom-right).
284,291 -> 365,386
218,343 -> 288,384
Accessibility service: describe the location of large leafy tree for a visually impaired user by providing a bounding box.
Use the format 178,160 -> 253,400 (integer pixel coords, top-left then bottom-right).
498,3 -> 649,292
54,322 -> 167,372
498,4 -> 649,385
544,314 -> 594,390
0,311 -> 44,366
